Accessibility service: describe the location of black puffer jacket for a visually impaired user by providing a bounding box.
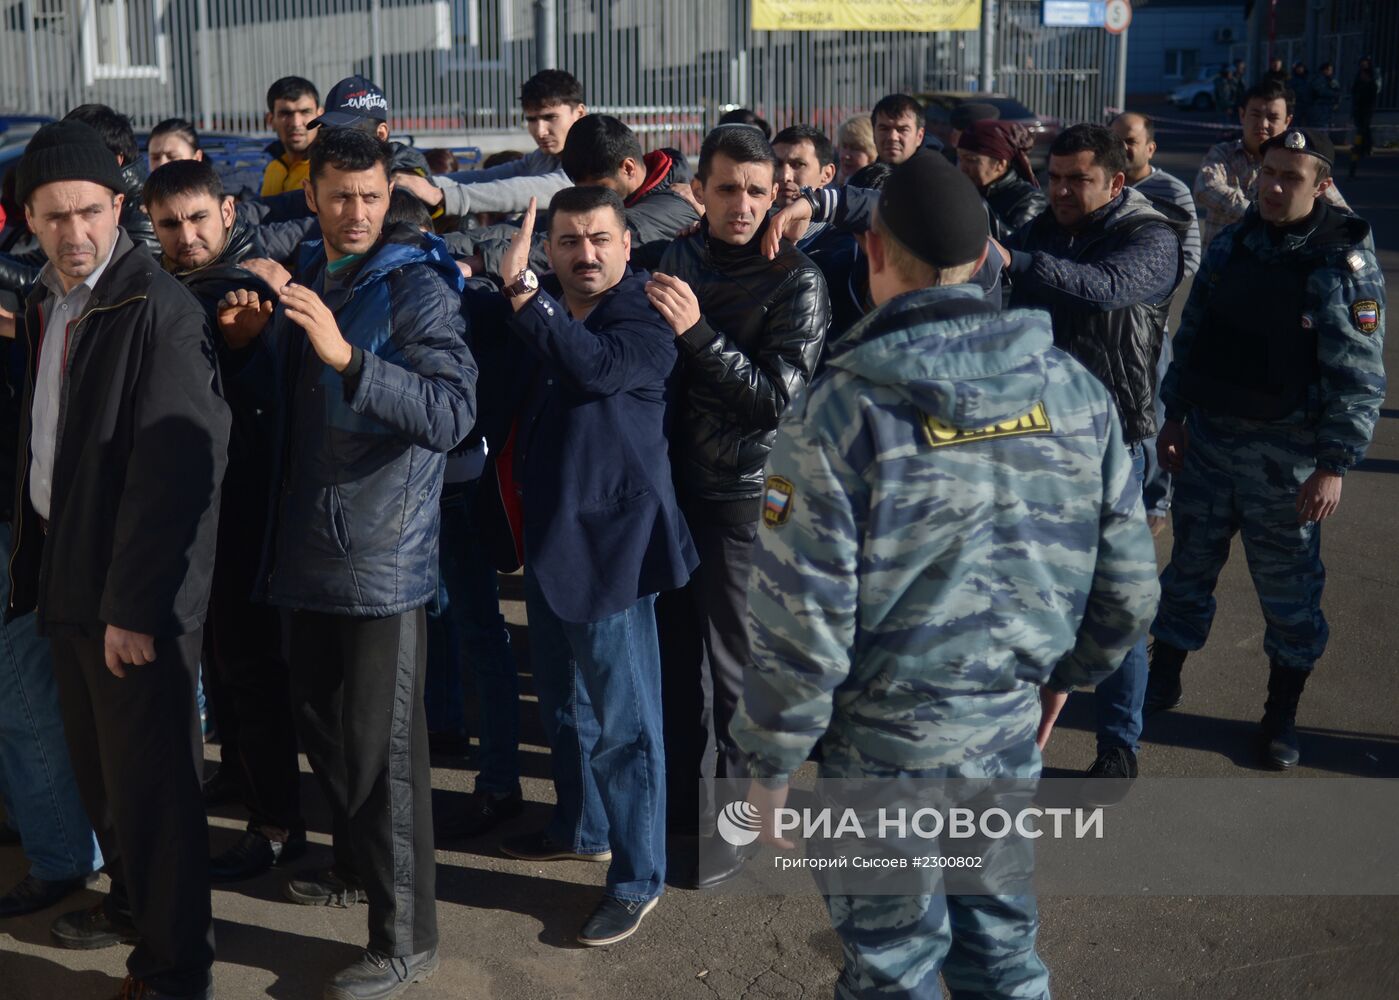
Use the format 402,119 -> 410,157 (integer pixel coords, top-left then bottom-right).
0,159 -> 158,300
658,218 -> 829,518
983,172 -> 1047,244
240,227 -> 477,617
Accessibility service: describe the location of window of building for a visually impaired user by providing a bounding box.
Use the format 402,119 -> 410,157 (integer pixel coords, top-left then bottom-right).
1163,48 -> 1199,81
82,0 -> 167,84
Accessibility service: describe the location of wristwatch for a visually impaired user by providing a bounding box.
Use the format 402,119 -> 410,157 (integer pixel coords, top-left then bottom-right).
504,268 -> 539,298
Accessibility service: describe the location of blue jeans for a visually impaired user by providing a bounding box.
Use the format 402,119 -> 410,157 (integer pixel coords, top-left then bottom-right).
0,523 -> 102,881
524,570 -> 666,902
1142,331 -> 1175,518
1094,442 -> 1151,754
425,479 -> 520,793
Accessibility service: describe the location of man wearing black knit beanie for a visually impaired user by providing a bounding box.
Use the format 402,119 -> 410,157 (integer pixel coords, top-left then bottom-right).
7,119 -> 230,1000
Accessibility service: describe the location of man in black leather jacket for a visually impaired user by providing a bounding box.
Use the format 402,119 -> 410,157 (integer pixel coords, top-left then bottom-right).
143,159 -> 309,887
997,124 -> 1184,792
645,124 -> 829,890
0,104 -> 158,302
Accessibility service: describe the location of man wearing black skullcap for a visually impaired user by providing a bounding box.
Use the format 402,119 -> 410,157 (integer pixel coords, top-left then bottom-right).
731,148 -> 1157,1000
996,122 -> 1184,796
7,120 -> 230,999
1148,127 -> 1386,771
0,104 -> 159,306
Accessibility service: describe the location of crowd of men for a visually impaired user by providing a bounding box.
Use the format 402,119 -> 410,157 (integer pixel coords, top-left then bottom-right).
0,64 -> 1386,1000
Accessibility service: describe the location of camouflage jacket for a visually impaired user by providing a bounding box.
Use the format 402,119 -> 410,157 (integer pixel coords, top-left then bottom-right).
1160,202 -> 1386,474
730,285 -> 1160,779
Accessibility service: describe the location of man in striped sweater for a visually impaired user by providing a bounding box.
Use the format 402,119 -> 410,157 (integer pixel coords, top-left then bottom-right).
1114,111 -> 1202,536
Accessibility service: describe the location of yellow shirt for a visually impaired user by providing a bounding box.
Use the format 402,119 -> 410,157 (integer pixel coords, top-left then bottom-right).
260,154 -> 310,196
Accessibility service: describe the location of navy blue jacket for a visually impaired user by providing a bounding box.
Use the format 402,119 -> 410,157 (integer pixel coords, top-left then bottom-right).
510,268 -> 697,623
246,225 -> 477,616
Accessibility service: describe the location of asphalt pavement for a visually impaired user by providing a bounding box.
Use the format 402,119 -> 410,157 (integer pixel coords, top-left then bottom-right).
2,114 -> 1397,1000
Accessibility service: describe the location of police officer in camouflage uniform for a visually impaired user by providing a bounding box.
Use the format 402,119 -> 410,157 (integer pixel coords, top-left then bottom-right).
730,151 -> 1160,999
1146,128 -> 1386,770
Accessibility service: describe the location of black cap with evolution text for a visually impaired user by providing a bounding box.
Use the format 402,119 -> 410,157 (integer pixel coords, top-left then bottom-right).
877,150 -> 989,268
1260,127 -> 1335,167
310,75 -> 389,130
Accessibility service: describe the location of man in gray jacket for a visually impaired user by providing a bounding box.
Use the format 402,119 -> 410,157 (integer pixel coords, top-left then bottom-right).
395,70 -> 584,221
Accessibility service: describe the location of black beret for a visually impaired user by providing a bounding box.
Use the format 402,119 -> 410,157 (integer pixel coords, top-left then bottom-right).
1260,127 -> 1335,167
15,120 -> 125,206
877,150 -> 989,268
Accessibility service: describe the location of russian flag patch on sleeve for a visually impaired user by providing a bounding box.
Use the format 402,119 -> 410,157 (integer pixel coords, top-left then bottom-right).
762,476 -> 795,528
1352,299 -> 1380,335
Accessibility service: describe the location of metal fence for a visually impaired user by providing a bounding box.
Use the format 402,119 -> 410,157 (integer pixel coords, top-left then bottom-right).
1,1 -> 1121,149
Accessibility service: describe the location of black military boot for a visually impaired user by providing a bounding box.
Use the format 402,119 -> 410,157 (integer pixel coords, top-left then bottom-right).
1260,662 -> 1309,770
1142,641 -> 1188,716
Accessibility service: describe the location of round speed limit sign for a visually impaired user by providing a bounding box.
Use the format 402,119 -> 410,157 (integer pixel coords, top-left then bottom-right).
1106,0 -> 1132,34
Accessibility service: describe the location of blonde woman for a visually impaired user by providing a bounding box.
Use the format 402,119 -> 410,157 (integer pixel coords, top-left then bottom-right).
836,115 -> 876,182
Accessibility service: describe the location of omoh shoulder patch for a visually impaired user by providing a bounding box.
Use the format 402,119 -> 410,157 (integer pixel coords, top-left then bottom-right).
1351,299 -> 1380,334
763,476 -> 795,527
922,402 -> 1053,448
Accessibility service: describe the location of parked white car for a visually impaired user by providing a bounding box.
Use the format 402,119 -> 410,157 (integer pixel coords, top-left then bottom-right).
1169,65 -> 1228,110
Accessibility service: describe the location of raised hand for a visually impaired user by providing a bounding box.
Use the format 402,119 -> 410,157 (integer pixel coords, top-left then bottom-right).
280,283 -> 353,372
217,289 -> 275,350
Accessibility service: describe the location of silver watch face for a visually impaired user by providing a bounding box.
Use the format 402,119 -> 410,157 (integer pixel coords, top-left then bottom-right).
519,269 -> 539,291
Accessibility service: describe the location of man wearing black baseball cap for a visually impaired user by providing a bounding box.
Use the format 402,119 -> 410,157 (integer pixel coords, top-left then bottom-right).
311,74 -> 392,140
7,119 -> 230,999
732,149 -> 1157,1000
1149,125 -> 1387,770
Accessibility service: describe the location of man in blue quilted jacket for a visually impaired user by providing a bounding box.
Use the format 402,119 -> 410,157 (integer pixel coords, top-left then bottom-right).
218,126 -> 476,1000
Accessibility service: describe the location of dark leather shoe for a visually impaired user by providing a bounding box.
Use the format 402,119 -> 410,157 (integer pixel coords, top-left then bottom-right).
668,835 -> 754,890
0,873 -> 93,918
201,767 -> 241,808
210,828 -> 308,883
437,788 -> 523,841
0,819 -> 20,846
577,895 -> 658,946
323,948 -> 438,1000
500,830 -> 611,863
284,868 -> 367,908
693,837 -> 755,890
51,901 -> 140,950
110,975 -> 214,999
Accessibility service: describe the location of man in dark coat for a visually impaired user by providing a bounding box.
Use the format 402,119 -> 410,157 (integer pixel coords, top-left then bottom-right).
218,126 -> 475,1000
143,158 -> 309,884
8,120 -> 230,1000
491,186 -> 696,947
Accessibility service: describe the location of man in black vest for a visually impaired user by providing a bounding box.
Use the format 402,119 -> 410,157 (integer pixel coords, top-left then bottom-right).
1147,128 -> 1386,769
995,123 -> 1183,794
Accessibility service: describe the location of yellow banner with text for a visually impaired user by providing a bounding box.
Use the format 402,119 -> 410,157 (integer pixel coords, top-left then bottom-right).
751,0 -> 982,33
